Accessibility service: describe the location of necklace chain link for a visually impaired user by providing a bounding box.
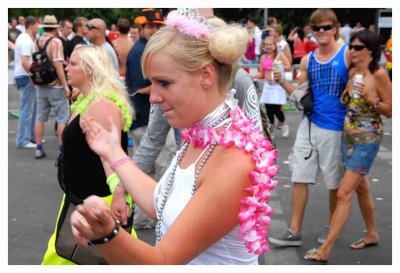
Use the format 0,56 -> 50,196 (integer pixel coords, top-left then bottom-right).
155,111 -> 229,243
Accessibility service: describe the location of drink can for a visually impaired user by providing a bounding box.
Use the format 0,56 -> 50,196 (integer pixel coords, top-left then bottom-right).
273,59 -> 285,83
352,74 -> 364,99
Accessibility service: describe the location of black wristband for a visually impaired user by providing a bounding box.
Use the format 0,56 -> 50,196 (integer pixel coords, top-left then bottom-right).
88,219 -> 120,245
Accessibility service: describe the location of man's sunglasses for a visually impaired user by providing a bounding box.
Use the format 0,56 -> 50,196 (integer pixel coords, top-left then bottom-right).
86,23 -> 100,30
312,24 -> 333,32
349,44 -> 366,51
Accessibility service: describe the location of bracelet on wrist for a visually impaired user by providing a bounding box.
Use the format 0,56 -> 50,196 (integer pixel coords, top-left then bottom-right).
106,173 -> 120,193
372,97 -> 380,109
110,156 -> 131,172
88,219 -> 120,245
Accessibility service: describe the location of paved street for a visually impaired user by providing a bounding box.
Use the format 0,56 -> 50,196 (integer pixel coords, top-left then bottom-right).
8,71 -> 392,265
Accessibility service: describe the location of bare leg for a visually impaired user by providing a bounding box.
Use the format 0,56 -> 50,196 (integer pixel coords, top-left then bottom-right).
57,123 -> 66,146
309,169 -> 363,259
290,183 -> 308,234
328,188 -> 338,225
352,175 -> 380,247
35,121 -> 44,146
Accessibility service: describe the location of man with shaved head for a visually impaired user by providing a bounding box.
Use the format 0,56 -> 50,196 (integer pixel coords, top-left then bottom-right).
84,18 -> 119,71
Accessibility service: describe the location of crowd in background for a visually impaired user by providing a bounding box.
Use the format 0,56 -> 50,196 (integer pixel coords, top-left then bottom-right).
7,8 -> 392,265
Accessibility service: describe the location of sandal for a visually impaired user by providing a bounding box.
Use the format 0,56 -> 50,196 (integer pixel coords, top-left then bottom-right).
350,239 -> 378,250
304,247 -> 328,263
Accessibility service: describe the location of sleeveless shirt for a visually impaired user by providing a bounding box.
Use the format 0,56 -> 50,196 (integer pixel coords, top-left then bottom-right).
307,44 -> 348,131
60,115 -> 128,200
340,89 -> 383,135
262,54 -> 274,71
153,148 -> 258,265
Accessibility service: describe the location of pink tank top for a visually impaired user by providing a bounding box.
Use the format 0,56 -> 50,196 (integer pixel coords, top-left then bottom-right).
262,55 -> 274,70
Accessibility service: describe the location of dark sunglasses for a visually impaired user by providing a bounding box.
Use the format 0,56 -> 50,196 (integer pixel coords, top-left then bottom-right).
349,44 -> 366,51
144,23 -> 161,29
312,24 -> 333,32
86,23 -> 100,30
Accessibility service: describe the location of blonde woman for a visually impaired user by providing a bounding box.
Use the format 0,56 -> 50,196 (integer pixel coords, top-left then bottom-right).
252,36 -> 291,138
70,9 -> 279,264
42,45 -> 136,265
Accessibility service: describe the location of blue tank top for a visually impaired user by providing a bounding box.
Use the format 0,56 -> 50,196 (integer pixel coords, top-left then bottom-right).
307,44 -> 348,131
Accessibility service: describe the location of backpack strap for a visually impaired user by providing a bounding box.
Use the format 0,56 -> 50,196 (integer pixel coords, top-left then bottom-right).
37,36 -> 54,52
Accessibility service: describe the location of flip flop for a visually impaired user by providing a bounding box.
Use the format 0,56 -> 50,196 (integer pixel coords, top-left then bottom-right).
350,239 -> 378,250
304,247 -> 328,263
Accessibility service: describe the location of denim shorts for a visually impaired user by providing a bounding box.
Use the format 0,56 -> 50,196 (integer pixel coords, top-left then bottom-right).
341,138 -> 380,175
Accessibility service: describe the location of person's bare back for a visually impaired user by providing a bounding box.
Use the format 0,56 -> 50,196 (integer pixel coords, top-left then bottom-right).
113,35 -> 134,76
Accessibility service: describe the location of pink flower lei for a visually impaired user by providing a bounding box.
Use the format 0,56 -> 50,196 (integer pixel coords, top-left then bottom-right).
181,106 -> 280,255
165,9 -> 212,39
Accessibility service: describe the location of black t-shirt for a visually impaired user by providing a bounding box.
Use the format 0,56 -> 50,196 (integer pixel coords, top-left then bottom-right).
67,35 -> 86,58
125,37 -> 151,130
59,36 -> 70,61
8,28 -> 21,43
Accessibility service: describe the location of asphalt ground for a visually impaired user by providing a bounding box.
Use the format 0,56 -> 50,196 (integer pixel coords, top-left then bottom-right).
7,74 -> 393,266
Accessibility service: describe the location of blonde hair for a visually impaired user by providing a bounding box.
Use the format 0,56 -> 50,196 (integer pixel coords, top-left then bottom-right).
73,44 -> 134,117
142,18 -> 248,91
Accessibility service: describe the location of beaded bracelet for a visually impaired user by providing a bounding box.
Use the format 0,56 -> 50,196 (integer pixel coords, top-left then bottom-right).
110,156 -> 131,172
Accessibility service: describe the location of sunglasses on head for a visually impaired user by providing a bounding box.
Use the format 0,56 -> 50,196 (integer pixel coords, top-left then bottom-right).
312,24 -> 333,32
86,23 -> 100,30
349,44 -> 366,51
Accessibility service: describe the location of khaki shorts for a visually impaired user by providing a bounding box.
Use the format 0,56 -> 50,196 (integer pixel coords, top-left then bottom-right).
290,118 -> 343,190
36,85 -> 70,124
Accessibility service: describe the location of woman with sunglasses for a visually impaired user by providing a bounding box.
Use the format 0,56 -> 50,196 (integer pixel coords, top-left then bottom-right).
304,30 -> 392,263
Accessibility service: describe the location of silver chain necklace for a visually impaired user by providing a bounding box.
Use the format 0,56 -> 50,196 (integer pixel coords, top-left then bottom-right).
155,110 -> 230,243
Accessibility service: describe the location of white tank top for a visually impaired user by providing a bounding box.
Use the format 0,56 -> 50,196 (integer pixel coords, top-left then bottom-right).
153,147 -> 258,265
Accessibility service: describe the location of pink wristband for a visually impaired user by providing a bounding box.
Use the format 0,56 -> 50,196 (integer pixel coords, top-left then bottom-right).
110,156 -> 131,172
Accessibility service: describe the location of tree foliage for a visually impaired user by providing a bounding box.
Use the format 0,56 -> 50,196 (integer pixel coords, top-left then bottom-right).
8,7 -> 380,38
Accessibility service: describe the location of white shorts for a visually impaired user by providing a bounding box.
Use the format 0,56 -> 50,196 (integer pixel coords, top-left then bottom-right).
290,118 -> 344,190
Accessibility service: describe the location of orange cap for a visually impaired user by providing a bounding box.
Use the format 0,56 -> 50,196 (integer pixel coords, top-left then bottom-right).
134,8 -> 164,25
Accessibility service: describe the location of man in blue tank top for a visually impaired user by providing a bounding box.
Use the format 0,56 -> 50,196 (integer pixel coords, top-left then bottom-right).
269,9 -> 351,247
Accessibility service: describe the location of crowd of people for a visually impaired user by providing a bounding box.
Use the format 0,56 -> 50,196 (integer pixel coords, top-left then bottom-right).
8,8 -> 392,265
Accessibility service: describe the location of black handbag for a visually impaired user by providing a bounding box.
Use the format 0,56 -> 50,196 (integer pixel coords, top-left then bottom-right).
300,88 -> 313,117
54,196 -> 134,265
54,152 -> 134,264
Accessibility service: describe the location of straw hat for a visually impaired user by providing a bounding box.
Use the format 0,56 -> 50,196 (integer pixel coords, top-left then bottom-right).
134,8 -> 164,25
41,15 -> 59,28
